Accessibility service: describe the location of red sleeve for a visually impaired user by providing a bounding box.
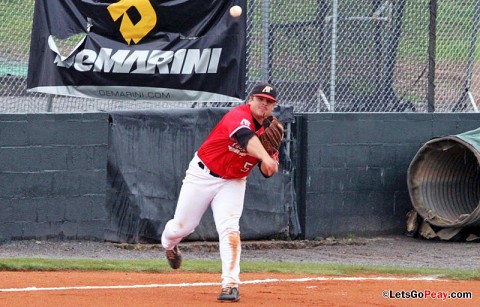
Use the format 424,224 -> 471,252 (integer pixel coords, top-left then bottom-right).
223,107 -> 255,139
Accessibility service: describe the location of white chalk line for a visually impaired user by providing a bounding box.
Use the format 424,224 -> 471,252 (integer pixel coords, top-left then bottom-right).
0,276 -> 444,293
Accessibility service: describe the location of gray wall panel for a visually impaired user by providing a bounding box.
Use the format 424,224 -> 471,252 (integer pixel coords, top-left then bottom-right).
297,113 -> 480,239
0,113 -> 108,241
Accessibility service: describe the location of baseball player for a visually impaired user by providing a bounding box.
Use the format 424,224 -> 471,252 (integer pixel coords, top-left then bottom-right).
161,82 -> 283,302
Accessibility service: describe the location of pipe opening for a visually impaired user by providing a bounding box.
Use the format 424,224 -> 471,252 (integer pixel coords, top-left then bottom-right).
408,137 -> 480,228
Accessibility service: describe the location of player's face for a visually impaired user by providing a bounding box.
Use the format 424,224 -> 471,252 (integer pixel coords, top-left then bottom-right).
249,95 -> 276,122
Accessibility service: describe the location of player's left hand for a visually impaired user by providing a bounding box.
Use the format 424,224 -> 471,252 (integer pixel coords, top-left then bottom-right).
259,116 -> 284,155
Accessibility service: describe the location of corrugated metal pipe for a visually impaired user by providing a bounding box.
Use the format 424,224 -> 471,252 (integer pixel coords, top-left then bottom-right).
407,128 -> 480,228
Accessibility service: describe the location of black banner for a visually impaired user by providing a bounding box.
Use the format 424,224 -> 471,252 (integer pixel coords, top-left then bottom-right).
106,108 -> 297,243
27,0 -> 246,102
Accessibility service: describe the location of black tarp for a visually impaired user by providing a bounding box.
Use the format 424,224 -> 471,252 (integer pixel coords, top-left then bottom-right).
106,107 -> 298,243
27,0 -> 246,102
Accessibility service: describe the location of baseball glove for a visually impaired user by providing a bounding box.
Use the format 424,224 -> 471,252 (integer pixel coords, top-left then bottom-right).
259,116 -> 284,155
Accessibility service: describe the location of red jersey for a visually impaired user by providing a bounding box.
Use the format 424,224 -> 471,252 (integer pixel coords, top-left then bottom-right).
197,104 -> 264,179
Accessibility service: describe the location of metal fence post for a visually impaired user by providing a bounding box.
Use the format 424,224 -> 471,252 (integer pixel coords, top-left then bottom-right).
261,0 -> 271,81
330,0 -> 338,112
427,0 -> 437,113
46,94 -> 54,112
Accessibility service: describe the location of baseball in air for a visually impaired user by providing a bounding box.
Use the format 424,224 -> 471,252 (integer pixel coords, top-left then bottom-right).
230,5 -> 242,18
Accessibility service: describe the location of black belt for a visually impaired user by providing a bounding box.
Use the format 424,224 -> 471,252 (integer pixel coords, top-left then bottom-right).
198,161 -> 221,178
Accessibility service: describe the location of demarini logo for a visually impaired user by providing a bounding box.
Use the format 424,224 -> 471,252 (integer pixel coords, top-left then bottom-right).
107,0 -> 156,45
50,0 -> 223,75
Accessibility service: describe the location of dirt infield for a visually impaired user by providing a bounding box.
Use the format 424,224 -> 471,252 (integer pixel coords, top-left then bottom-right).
0,271 -> 478,306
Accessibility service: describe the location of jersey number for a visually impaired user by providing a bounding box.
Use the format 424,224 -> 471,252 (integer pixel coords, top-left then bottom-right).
240,162 -> 254,172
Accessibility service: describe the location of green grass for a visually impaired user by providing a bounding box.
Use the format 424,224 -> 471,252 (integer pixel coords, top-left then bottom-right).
0,258 -> 478,281
399,1 -> 480,61
0,0 -> 35,58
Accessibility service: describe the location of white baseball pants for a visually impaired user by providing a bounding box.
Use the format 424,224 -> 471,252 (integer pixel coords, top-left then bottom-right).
161,153 -> 246,288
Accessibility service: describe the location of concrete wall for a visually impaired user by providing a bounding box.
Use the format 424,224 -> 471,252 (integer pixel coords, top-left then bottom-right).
296,113 -> 480,239
0,113 -> 109,241
1,112 -> 480,241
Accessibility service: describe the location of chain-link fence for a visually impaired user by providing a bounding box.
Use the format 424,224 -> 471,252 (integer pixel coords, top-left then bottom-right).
1,0 -> 480,113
